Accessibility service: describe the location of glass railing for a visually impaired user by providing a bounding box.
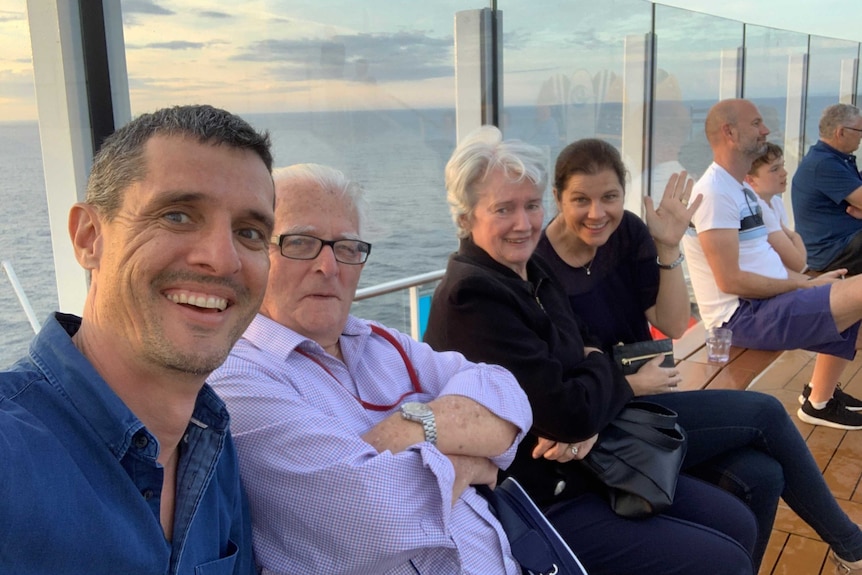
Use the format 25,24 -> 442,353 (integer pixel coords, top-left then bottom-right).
354,269 -> 445,340
0,1 -> 58,368
3,0 -> 861,369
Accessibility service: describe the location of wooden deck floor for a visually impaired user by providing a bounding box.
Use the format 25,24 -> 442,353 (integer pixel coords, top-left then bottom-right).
747,349 -> 862,575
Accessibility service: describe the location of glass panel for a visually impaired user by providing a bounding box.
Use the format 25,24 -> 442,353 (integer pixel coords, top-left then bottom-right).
805,36 -> 860,151
500,0 -> 651,215
0,2 -> 57,368
120,0 -> 477,333
743,26 -> 808,145
652,6 -> 742,200
742,25 -> 808,203
858,46 -> 862,108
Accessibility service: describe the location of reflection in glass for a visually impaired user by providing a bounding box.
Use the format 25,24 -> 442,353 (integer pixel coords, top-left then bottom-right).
805,36 -> 860,152
500,0 -> 651,217
652,5 -> 742,202
743,26 -> 807,186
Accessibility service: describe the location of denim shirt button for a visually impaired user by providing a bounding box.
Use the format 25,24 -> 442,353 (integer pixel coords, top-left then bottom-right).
141,489 -> 154,500
133,433 -> 149,450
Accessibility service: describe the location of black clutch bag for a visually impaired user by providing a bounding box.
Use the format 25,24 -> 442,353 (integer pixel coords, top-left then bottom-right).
612,339 -> 674,375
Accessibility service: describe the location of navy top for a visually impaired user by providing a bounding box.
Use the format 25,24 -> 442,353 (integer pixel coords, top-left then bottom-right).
0,313 -> 255,575
535,211 -> 660,352
791,140 -> 862,270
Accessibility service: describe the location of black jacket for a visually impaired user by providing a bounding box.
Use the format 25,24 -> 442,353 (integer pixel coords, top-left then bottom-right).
424,238 -> 633,505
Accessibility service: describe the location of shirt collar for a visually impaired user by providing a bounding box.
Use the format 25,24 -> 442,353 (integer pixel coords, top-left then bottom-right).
708,161 -> 759,194
31,313 -> 146,458
240,312 -> 371,359
814,139 -> 857,163
33,313 -> 229,460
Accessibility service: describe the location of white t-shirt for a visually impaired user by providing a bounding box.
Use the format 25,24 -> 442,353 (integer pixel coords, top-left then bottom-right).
682,162 -> 786,329
766,195 -> 789,227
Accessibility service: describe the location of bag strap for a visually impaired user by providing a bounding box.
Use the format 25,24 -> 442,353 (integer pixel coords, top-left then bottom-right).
615,402 -> 678,431
295,324 -> 422,412
369,324 -> 421,393
476,484 -> 559,574
609,418 -> 685,450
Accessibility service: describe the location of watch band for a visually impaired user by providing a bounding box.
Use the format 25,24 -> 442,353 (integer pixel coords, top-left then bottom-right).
419,416 -> 437,445
401,402 -> 437,445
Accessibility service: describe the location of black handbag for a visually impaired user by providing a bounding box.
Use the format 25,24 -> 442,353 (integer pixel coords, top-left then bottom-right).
612,339 -> 674,375
581,400 -> 686,518
478,477 -> 588,575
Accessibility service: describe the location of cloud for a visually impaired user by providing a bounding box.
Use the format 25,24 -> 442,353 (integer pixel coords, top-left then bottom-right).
232,30 -> 454,83
140,40 -> 206,50
199,11 -> 232,19
121,0 -> 174,16
0,69 -> 35,100
0,10 -> 25,24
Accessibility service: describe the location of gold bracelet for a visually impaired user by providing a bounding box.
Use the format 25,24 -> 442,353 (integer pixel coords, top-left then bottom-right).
657,253 -> 685,270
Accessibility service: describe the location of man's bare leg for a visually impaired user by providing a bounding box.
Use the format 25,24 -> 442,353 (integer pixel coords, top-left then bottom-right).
808,353 -> 848,404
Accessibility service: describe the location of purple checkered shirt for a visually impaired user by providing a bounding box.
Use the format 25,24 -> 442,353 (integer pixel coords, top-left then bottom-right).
210,313 -> 532,574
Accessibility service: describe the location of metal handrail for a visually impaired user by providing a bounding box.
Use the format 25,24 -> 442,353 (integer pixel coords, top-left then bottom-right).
354,268 -> 445,340
2,260 -> 41,333
354,269 -> 445,301
0,262 -> 444,340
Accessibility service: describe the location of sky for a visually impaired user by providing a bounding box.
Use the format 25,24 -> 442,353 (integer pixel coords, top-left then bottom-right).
658,0 -> 862,43
0,0 -> 861,122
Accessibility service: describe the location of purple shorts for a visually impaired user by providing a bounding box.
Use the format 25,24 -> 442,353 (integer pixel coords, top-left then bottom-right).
723,284 -> 859,360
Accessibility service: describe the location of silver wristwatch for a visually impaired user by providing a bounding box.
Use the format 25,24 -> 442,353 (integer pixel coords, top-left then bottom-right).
400,402 -> 437,445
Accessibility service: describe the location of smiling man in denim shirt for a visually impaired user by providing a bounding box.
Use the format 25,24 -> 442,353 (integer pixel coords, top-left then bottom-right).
0,105 -> 274,574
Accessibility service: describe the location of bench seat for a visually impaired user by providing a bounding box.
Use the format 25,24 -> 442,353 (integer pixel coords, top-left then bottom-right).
672,321 -> 782,392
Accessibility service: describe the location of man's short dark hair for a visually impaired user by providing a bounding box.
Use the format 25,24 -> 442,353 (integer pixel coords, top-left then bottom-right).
85,105 -> 273,219
748,142 -> 783,175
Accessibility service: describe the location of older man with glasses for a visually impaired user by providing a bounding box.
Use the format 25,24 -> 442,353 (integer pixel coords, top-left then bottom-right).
792,103 -> 862,277
209,163 -> 532,574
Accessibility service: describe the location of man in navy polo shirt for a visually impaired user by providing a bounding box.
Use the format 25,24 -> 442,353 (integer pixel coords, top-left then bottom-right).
792,103 -> 862,275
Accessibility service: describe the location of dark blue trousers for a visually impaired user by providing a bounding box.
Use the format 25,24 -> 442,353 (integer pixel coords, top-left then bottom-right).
651,389 -> 862,567
546,474 -> 756,575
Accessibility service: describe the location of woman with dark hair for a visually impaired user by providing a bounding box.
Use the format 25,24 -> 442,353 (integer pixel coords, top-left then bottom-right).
424,128 -> 862,575
537,138 -> 697,388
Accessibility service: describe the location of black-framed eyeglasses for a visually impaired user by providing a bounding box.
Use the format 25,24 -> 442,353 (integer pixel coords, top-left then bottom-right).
271,234 -> 372,265
843,126 -> 862,133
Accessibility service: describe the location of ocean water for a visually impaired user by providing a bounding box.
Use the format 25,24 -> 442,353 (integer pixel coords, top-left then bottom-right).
0,109 -> 471,369
0,122 -> 58,369
0,96 -> 826,368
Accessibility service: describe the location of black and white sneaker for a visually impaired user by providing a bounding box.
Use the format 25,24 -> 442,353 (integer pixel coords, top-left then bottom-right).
798,383 -> 862,411
797,398 -> 862,430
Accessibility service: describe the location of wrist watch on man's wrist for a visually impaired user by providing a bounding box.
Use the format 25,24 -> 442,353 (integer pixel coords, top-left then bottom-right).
400,401 -> 437,445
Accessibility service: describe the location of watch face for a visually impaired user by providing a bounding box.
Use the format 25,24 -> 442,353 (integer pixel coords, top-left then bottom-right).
402,402 -> 430,417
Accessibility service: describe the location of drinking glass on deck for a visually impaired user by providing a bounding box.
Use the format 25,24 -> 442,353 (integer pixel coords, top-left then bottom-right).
706,327 -> 732,364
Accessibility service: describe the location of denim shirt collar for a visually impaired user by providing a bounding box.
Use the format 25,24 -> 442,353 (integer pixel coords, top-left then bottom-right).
31,313 -> 230,461
31,313 -> 149,460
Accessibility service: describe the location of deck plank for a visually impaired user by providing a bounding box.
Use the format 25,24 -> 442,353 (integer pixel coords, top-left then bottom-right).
749,349 -> 862,574
655,329 -> 862,573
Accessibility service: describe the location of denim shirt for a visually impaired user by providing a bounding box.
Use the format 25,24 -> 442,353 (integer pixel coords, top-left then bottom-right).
0,313 -> 255,575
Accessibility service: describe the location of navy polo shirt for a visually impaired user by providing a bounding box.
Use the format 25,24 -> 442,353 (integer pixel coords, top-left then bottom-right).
791,140 -> 862,270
